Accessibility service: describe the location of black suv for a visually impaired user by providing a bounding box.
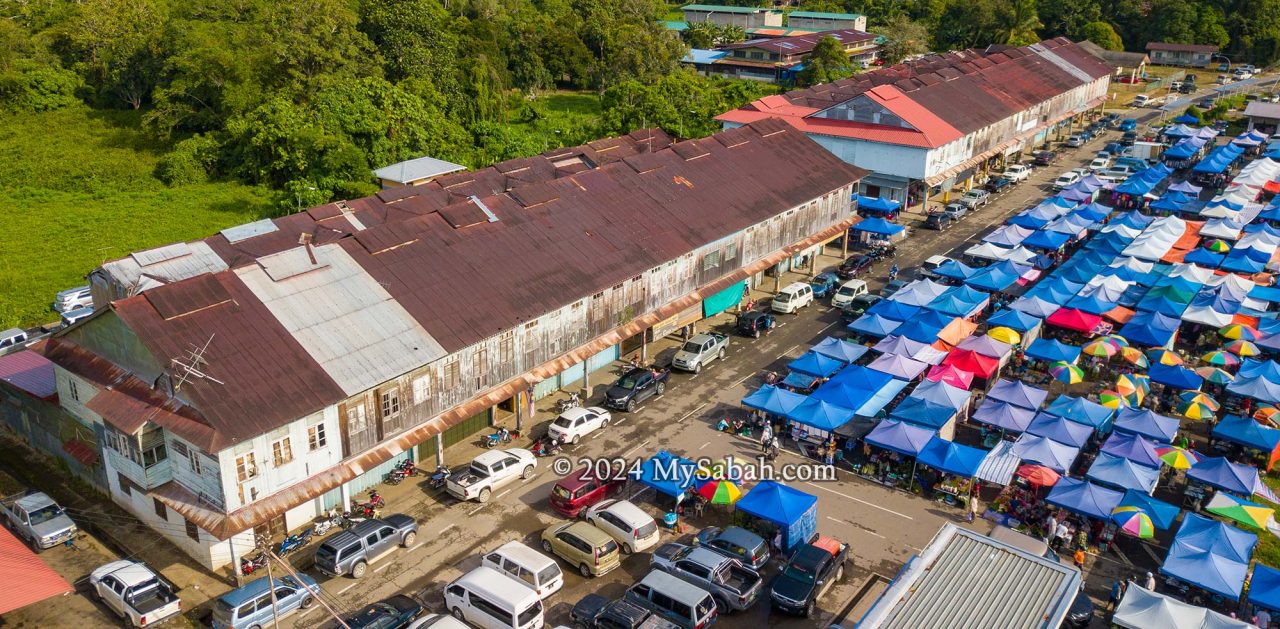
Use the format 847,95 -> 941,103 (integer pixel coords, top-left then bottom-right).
572,594 -> 662,629
1033,150 -> 1057,166
984,176 -> 1015,193
836,255 -> 874,279
925,212 -> 955,231
736,310 -> 776,338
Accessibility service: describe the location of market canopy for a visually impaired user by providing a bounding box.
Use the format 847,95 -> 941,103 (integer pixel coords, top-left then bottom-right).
852,217 -> 906,236
1011,434 -> 1080,473
1024,337 -> 1082,363
1116,489 -> 1180,530
974,440 -> 1022,485
867,352 -> 929,380
1009,295 -> 1060,318
848,313 -> 902,338
1248,564 -> 1280,612
1113,586 -> 1254,629
1101,432 -> 1163,469
973,398 -> 1037,433
1226,374 -> 1280,404
735,481 -> 817,528
986,308 -> 1042,332
1044,395 -> 1115,431
637,451 -> 699,497
1212,414 -> 1280,453
988,378 -> 1049,410
1026,412 -> 1093,448
1113,407 -> 1179,443
916,436 -> 986,477
856,195 -> 902,213
940,349 -> 1000,379
742,384 -> 808,416
956,334 -> 1012,359
1045,477 -> 1124,520
889,397 -> 958,430
1046,307 -> 1103,333
1161,513 -> 1256,598
1086,452 -> 1160,493
912,378 -> 970,409
864,419 -> 934,456
1119,310 -> 1182,347
787,350 -> 846,378
1187,456 -> 1259,495
1022,229 -> 1073,251
810,336 -> 869,365
785,397 -> 857,431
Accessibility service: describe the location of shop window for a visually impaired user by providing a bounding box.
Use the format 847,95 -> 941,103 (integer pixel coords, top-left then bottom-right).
380,389 -> 400,418
142,443 -> 167,468
185,519 -> 200,541
702,250 -> 721,270
498,332 -> 514,364
117,472 -> 132,497
412,376 -> 430,406
308,423 -> 327,450
271,437 -> 293,467
236,452 -> 258,482
346,404 -> 367,434
444,361 -> 460,388
153,498 -> 167,520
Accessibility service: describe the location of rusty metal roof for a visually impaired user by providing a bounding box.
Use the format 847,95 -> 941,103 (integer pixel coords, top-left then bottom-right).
0,351 -> 56,400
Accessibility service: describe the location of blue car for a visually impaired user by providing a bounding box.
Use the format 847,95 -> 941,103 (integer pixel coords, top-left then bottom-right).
810,272 -> 839,298
1119,118 -> 1137,132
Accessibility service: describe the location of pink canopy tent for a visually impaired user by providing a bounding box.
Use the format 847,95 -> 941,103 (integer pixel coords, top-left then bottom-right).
926,364 -> 975,389
1046,307 -> 1103,334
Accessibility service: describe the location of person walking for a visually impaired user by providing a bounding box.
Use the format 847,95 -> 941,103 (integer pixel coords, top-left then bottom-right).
1108,578 -> 1123,611
760,424 -> 773,453
1144,571 -> 1156,591
1073,548 -> 1086,571
1257,607 -> 1271,628
966,495 -> 980,523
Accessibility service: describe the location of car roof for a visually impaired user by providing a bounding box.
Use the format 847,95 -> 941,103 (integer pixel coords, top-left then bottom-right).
555,468 -> 601,491
474,449 -> 525,465
716,526 -> 764,547
596,499 -> 652,525
563,521 -> 616,545
491,540 -> 558,569
452,566 -> 540,604
92,561 -> 156,587
781,281 -> 809,292
685,547 -> 733,567
840,279 -> 867,288
558,406 -> 597,421
1,328 -> 26,340
791,544 -> 831,563
221,575 -> 315,605
15,492 -> 56,511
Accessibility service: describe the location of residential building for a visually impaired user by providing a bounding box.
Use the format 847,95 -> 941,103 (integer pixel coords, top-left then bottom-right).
855,523 -> 1081,628
717,38 -> 1112,203
681,4 -> 782,28
1078,41 -> 1149,82
786,11 -> 865,32
373,155 -> 468,188
684,29 -> 879,84
1244,102 -> 1280,134
18,121 -> 865,571
1146,42 -> 1218,68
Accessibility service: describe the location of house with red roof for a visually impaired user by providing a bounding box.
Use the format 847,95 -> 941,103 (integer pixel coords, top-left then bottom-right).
716,38 -> 1113,204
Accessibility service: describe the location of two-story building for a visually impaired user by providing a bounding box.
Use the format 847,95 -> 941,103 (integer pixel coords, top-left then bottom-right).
786,11 -> 865,32
681,4 -> 782,28
716,38 -> 1112,203
686,29 -> 879,84
16,121 -> 866,571
1145,42 -> 1218,68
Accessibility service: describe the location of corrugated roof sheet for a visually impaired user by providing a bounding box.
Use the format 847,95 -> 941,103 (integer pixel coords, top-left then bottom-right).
0,525 -> 73,614
721,28 -> 875,56
372,155 -> 467,183
1146,42 -> 1219,53
788,10 -> 863,19
0,350 -> 57,399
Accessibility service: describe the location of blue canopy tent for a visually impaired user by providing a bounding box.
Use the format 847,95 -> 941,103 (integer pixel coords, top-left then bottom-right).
1056,187 -> 1093,203
1119,310 -> 1182,347
1024,337 -> 1082,363
855,195 -> 902,215
1044,396 -> 1115,431
1168,180 -> 1203,195
1066,293 -> 1118,315
1164,123 -> 1198,138
1211,414 -> 1280,453
1009,296 -> 1059,318
1100,432 -> 1162,468
888,397 -> 957,430
986,308 -> 1042,333
1164,141 -> 1201,161
864,419 -> 934,456
972,398 -> 1037,432
1022,229 -> 1073,251
1172,114 -> 1200,124
1227,375 -> 1280,404
988,378 -> 1049,410
1161,513 -> 1256,599
1239,359 -> 1280,382
1008,211 -> 1053,229
916,436 -> 986,477
787,351 -> 845,378
1086,452 -> 1160,493
894,319 -> 946,344
637,451 -> 699,498
1011,434 -> 1080,473
735,481 -> 818,551
1182,247 -> 1224,268
913,379 -> 970,410
852,217 -> 906,236
1222,248 -> 1272,274
810,382 -> 874,413
1113,407 -> 1180,443
865,299 -> 921,322
742,385 -> 808,416
1251,285 -> 1280,304
1115,177 -> 1160,196
967,261 -> 1031,293
785,397 -> 856,432
927,290 -> 987,318
1187,456 -> 1259,495
1150,191 -> 1195,213
848,313 -> 902,338
933,259 -> 978,281
828,364 -> 894,391
1115,489 -> 1180,529
781,372 -> 818,390
872,335 -> 925,357
810,337 -> 869,365
1026,412 -> 1093,447
1192,146 -> 1241,174
1046,477 -> 1124,520
1248,564 -> 1280,612
855,380 -> 908,417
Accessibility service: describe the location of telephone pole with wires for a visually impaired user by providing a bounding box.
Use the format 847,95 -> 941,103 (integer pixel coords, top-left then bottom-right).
265,549 -> 353,629
258,537 -> 282,628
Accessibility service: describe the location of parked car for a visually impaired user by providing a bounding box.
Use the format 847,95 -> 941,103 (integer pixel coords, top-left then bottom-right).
54,286 -> 92,313
841,294 -> 881,318
447,450 -> 538,502
406,615 -> 470,629
1179,82 -> 1196,94
482,540 -> 564,599
0,328 -> 29,352
346,594 -> 423,629
1063,590 -> 1095,629
830,279 -> 868,309
584,499 -> 660,554
89,561 -> 183,628
1088,157 -> 1111,172
1103,141 -> 1125,156
924,212 -> 954,230
921,255 -> 951,276
550,468 -> 625,518
984,176 -> 1015,193
1114,157 -> 1149,171
671,332 -> 730,372
1001,164 -> 1032,182
445,567 -> 545,629
1216,74 -> 1233,85
1118,118 -> 1137,132
835,256 -> 874,281
942,203 -> 967,221
1052,172 -> 1081,190
0,490 -> 77,551
735,310 -> 775,339
625,570 -> 719,629
605,369 -> 667,412
60,305 -> 94,328
957,188 -> 990,208
1065,133 -> 1085,148
770,282 -> 816,314
1132,94 -> 1151,107
693,526 -> 769,571
572,595 -> 678,629
1234,68 -> 1253,80
1101,166 -> 1134,180
1032,150 -> 1057,166
768,539 -> 848,618
212,575 -> 320,629
808,271 -> 839,299
542,521 -> 622,577
880,279 -> 908,298
314,515 -> 419,578
1218,62 -> 1231,72
1120,131 -> 1137,147
651,545 -> 763,613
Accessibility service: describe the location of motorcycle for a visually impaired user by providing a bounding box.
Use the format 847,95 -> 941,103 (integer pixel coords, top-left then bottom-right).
313,511 -> 345,536
347,502 -> 382,521
533,436 -> 563,458
366,488 -> 385,509
554,392 -> 581,414
385,467 -> 408,485
429,465 -> 451,490
481,427 -> 517,448
763,371 -> 780,385
396,458 -> 419,477
279,528 -> 313,556
240,552 -> 268,575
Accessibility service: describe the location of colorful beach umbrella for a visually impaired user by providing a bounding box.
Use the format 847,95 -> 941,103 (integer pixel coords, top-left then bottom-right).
1119,347 -> 1149,368
1206,239 -> 1232,253
1220,323 -> 1260,341
1100,389 -> 1125,409
1083,340 -> 1118,357
1155,445 -> 1201,469
1016,464 -> 1061,487
695,478 -> 743,505
1100,334 -> 1130,348
1202,350 -> 1240,368
1179,391 -> 1220,411
988,327 -> 1021,345
1050,361 -> 1084,384
1227,340 -> 1261,357
1178,400 -> 1216,420
1147,349 -> 1184,366
1111,506 -> 1155,539
1206,492 -> 1274,529
1196,366 -> 1235,384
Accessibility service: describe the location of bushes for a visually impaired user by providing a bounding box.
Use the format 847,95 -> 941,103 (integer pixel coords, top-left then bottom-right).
155,134 -> 221,185
0,62 -> 82,113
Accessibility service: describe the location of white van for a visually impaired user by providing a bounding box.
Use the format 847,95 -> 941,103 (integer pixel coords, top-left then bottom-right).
625,570 -> 718,629
482,541 -> 564,599
830,279 -> 868,308
445,566 -> 545,629
771,282 -> 814,315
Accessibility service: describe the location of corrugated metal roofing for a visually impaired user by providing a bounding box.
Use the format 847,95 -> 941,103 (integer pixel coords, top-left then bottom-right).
0,525 -> 73,614
721,29 -> 875,56
372,155 -> 467,184
99,240 -> 230,293
0,350 -> 57,399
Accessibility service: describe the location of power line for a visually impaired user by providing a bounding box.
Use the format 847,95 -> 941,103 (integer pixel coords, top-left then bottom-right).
266,549 -> 353,629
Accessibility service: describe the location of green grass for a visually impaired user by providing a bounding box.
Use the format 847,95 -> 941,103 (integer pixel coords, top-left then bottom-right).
1254,474 -> 1280,570
0,106 -> 273,330
502,90 -> 604,154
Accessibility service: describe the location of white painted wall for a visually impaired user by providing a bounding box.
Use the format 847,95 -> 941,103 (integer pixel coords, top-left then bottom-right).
806,134 -> 929,179
216,408 -> 342,514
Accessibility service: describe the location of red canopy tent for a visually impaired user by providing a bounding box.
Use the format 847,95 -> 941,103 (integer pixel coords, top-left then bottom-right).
0,525 -> 72,614
926,364 -> 975,389
941,349 -> 1000,379
1046,307 -> 1103,334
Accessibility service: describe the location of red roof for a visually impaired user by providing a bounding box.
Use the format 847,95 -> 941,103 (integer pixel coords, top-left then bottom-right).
1046,308 -> 1103,334
941,349 -> 999,378
0,525 -> 72,614
0,351 -> 56,400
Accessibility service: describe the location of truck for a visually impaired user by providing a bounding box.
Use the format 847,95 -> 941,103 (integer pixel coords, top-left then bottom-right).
89,560 -> 183,627
604,367 -> 669,412
1125,141 -> 1163,162
0,490 -> 77,551
446,448 -> 537,502
768,537 -> 849,617
652,544 -> 763,612
671,332 -> 729,373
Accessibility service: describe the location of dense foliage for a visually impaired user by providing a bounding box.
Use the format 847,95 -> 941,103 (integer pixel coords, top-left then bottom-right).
0,0 -> 773,208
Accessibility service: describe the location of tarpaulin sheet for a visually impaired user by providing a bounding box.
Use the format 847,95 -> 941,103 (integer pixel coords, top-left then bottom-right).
703,280 -> 745,318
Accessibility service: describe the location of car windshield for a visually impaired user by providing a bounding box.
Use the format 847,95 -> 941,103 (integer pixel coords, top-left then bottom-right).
27,504 -> 62,525
773,294 -> 790,304
681,341 -> 703,352
617,375 -> 639,389
781,561 -> 817,584
964,191 -> 980,198
837,287 -> 856,296
517,600 -> 544,626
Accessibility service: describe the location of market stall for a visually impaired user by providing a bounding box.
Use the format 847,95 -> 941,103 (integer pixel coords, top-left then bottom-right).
733,481 -> 818,551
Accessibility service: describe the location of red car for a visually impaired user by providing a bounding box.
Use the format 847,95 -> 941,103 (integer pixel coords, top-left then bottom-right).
549,469 -> 625,518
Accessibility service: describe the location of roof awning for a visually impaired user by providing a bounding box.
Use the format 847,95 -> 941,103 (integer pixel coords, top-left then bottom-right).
0,526 -> 73,614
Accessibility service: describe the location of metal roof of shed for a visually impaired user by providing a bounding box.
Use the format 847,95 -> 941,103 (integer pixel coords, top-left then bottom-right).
373,155 -> 467,184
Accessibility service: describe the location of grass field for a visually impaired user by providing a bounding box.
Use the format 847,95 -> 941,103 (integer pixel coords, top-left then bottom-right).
0,107 -> 273,330
503,90 -> 604,154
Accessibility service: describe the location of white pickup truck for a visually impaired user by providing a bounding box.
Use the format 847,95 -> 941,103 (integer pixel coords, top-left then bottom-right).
89,560 -> 182,627
446,448 -> 537,502
0,490 -> 77,551
671,332 -> 729,373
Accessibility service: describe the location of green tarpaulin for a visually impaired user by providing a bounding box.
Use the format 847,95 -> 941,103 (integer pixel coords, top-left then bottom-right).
704,280 -> 746,317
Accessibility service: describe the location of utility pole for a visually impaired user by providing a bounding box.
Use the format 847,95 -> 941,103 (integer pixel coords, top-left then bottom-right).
261,538 -> 281,629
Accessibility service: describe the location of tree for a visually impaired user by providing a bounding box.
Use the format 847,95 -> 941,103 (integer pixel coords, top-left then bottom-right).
797,36 -> 855,87
56,0 -> 169,109
878,15 -> 930,64
684,22 -> 719,49
1080,21 -> 1124,51
1147,0 -> 1198,45
359,0 -> 460,86
997,0 -> 1043,46
932,0 -> 1001,50
1193,6 -> 1229,50
1036,0 -> 1101,41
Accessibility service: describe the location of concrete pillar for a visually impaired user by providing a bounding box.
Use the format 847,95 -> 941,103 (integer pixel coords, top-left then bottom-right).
515,394 -> 523,432
841,235 -> 849,259
340,482 -> 351,512
228,537 -> 242,579
435,433 -> 445,467
773,272 -> 781,293
641,337 -> 649,362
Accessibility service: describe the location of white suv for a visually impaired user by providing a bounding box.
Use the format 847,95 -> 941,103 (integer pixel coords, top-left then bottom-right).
547,406 -> 611,444
584,499 -> 660,554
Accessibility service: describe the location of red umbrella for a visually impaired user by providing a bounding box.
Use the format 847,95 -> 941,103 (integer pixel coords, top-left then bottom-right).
1016,464 -> 1061,487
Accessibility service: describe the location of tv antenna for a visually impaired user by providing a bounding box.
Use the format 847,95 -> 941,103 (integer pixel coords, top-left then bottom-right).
170,334 -> 224,391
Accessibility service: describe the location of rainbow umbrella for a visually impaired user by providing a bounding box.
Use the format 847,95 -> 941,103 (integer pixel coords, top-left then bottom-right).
1147,349 -> 1184,366
1227,340 -> 1261,357
1050,362 -> 1085,384
1195,366 -> 1235,384
988,327 -> 1021,345
1220,323 -> 1260,341
1099,389 -> 1125,409
1206,239 -> 1232,253
1111,506 -> 1155,539
1178,400 -> 1216,420
1206,492 -> 1274,529
1083,340 -> 1118,357
1100,334 -> 1130,348
1121,373 -> 1151,394
695,478 -> 743,505
1119,347 -> 1149,368
1155,445 -> 1201,469
1179,391 -> 1220,411
1202,350 -> 1240,367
